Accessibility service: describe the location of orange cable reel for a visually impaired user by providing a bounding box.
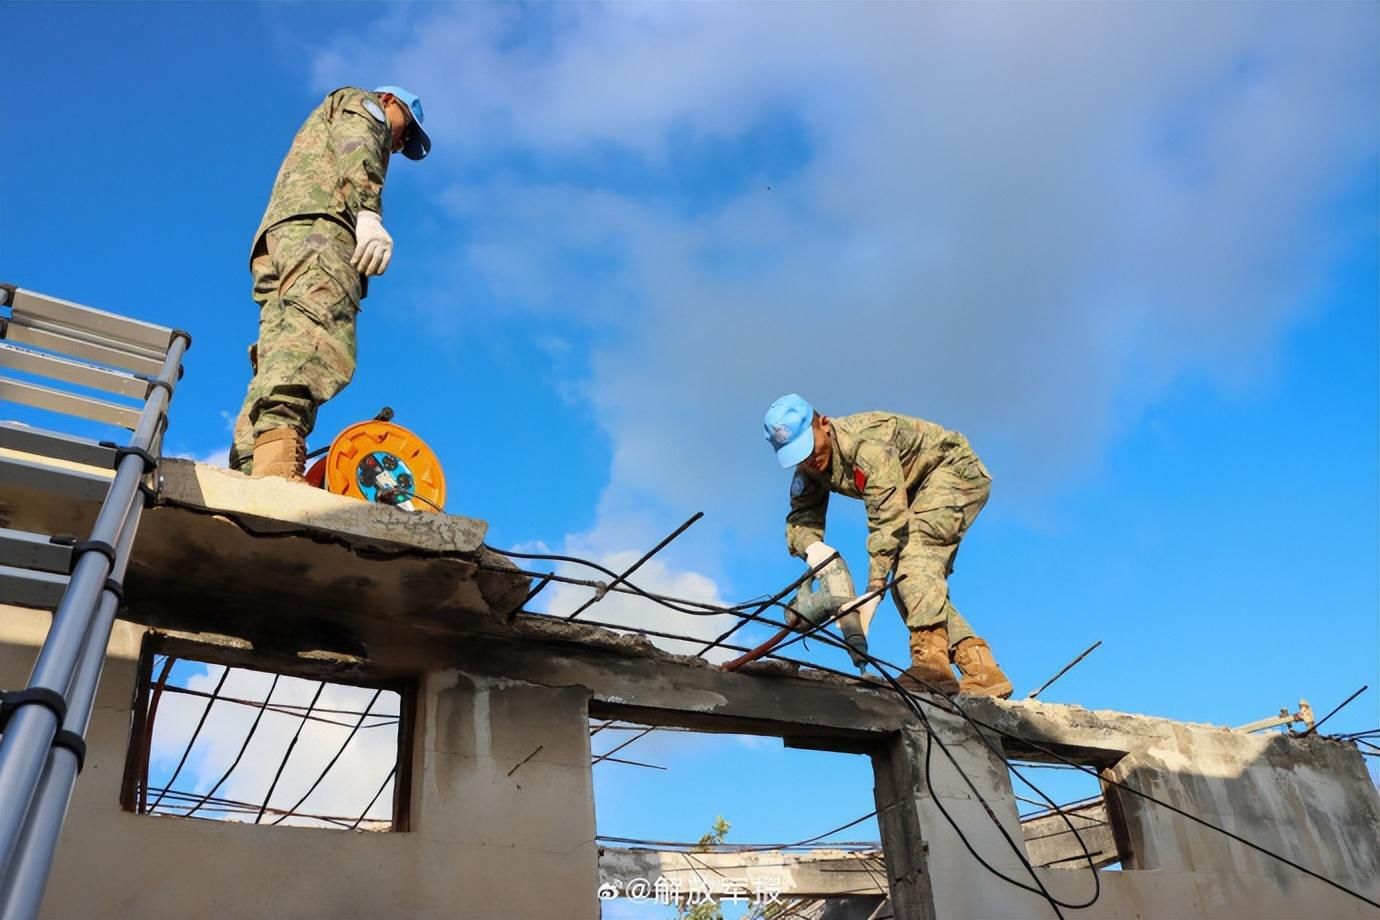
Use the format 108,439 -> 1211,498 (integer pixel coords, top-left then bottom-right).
311,419 -> 447,513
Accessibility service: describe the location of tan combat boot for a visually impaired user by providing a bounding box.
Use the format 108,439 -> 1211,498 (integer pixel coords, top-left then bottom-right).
251,428 -> 306,481
952,637 -> 1014,698
898,625 -> 960,695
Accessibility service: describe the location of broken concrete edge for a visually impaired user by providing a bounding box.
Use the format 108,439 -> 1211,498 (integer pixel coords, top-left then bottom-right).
502,612 -> 869,692
130,464 -> 1365,764
964,695 -> 1270,742
503,609 -> 1357,757
146,627 -> 404,684
503,613 -> 866,686
503,613 -> 1369,760
507,614 -> 1145,724
156,458 -> 489,557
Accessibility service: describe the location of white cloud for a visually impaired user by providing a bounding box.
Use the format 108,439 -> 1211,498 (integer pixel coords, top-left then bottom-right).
538,539 -> 740,664
148,665 -> 399,828
170,448 -> 227,467
307,3 -> 1375,540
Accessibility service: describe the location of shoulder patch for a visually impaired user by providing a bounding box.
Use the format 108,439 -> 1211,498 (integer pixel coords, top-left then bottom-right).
362,99 -> 387,124
790,470 -> 808,498
854,467 -> 868,491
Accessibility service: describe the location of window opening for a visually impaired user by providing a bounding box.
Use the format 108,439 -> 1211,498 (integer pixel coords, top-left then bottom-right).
591,718 -> 884,919
1008,759 -> 1124,870
122,643 -> 411,831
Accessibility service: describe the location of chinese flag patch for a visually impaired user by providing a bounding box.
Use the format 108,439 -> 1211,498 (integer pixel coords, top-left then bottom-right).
854,468 -> 868,491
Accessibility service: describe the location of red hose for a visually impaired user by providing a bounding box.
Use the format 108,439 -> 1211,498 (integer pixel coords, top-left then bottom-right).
720,627 -> 791,672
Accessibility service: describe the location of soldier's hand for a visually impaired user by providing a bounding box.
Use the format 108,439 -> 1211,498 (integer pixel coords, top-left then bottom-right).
804,541 -> 838,570
845,593 -> 881,637
352,210 -> 394,276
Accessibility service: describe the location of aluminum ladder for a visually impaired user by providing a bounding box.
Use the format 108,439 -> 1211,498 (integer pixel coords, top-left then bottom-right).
0,283 -> 190,918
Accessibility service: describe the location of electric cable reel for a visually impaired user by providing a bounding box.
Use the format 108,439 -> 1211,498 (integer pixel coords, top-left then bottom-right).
305,407 -> 446,513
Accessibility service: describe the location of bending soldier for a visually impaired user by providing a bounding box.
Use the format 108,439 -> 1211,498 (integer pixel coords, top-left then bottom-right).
229,85 -> 431,479
763,394 -> 1013,697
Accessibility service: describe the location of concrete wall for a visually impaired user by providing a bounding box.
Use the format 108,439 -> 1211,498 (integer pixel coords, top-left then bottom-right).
6,600 -> 1379,920
0,607 -> 599,920
906,700 -> 1380,919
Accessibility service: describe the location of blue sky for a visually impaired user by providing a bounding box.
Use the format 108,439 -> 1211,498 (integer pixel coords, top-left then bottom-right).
2,0 -> 1376,906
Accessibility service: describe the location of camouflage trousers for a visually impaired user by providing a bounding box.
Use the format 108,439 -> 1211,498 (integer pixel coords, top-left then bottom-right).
228,218 -> 360,472
890,454 -> 991,648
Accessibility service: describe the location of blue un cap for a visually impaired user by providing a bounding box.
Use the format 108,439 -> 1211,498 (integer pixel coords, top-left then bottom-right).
764,394 -> 815,468
375,85 -> 432,161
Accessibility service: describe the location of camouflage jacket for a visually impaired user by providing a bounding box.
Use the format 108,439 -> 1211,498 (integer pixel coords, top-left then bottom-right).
251,87 -> 391,263
785,411 -> 982,588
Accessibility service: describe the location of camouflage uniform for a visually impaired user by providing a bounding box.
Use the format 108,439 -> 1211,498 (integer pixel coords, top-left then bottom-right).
229,87 -> 391,472
785,411 -> 991,647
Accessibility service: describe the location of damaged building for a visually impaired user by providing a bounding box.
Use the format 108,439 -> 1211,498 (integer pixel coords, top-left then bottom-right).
2,289 -> 1379,919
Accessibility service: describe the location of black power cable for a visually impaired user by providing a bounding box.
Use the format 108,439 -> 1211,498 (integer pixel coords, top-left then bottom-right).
655,577 -> 1379,915
708,595 -> 1098,914
433,516 -> 1373,911
350,765 -> 398,831
753,612 -> 1380,913
147,665 -> 232,814
584,569 -> 1380,913
474,542 -> 1091,916
184,673 -> 282,819
254,680 -> 326,824
572,606 -> 1086,917
270,687 -> 384,825
490,545 -> 784,616
854,650 -> 1088,916
666,585 -> 1376,914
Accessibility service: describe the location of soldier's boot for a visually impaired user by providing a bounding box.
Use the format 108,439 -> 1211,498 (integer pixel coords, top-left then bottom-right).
898,625 -> 960,695
251,428 -> 306,481
952,637 -> 1014,699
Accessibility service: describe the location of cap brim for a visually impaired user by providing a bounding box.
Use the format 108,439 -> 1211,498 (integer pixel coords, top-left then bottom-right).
775,429 -> 814,468
402,124 -> 431,161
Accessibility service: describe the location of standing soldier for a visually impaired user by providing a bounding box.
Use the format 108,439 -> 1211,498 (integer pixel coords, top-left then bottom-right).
763,394 -> 1013,697
229,85 -> 431,479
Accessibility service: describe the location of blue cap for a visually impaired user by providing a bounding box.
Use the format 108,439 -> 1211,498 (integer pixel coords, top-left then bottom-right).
764,394 -> 815,468
374,85 -> 432,161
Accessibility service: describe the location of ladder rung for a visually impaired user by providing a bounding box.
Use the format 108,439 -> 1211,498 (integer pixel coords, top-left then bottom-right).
0,453 -> 114,503
0,376 -> 141,429
2,322 -> 165,378
0,528 -> 73,574
0,342 -> 149,399
0,422 -> 117,468
4,286 -> 174,354
14,314 -> 167,363
0,565 -> 69,609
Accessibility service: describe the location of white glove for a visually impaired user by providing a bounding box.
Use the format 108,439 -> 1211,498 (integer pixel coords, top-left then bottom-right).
351,210 -> 393,276
849,593 -> 881,637
804,541 -> 837,570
